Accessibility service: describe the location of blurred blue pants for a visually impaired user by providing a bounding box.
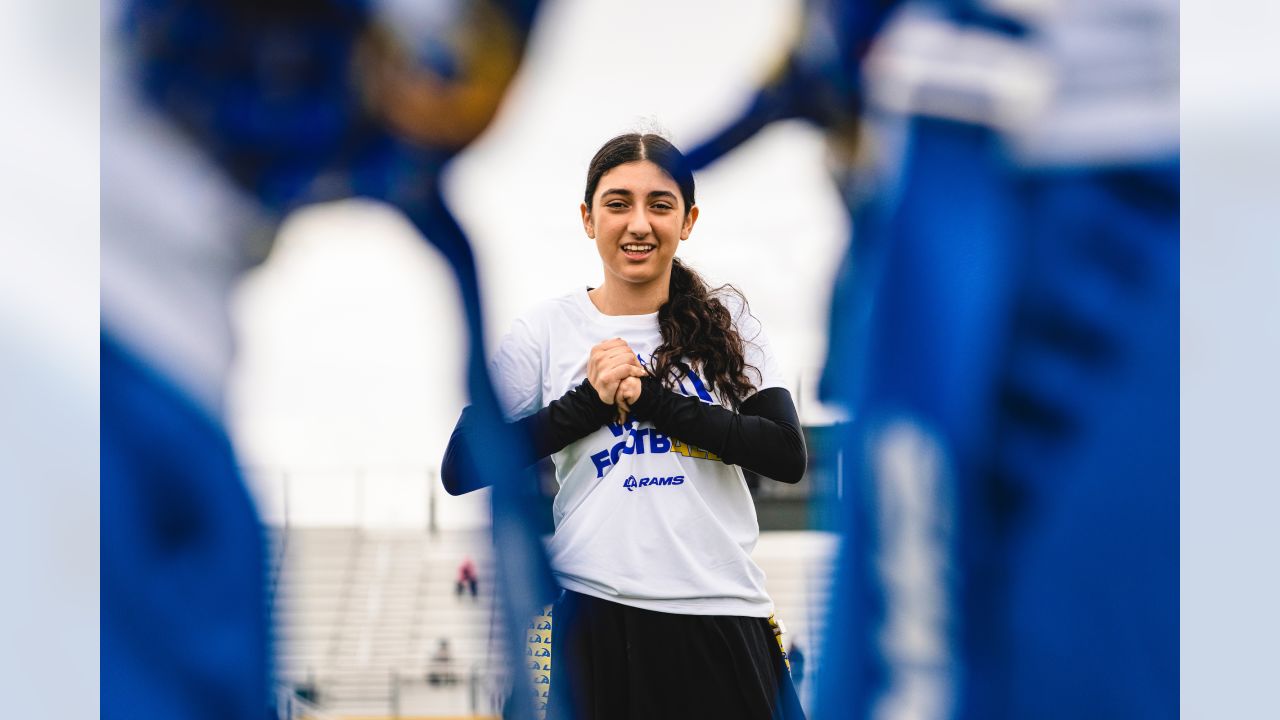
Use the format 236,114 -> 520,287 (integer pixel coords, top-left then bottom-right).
819,117 -> 1178,720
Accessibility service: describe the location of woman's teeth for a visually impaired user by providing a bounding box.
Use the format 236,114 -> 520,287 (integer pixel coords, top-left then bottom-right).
622,244 -> 654,253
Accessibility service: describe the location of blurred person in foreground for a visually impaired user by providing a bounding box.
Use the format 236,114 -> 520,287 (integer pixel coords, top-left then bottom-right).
686,0 -> 1178,718
101,0 -> 544,718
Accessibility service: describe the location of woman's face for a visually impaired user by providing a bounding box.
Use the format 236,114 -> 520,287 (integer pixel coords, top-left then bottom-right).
581,160 -> 698,291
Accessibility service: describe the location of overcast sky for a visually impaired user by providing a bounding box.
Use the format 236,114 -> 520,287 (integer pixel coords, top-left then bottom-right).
225,0 -> 851,526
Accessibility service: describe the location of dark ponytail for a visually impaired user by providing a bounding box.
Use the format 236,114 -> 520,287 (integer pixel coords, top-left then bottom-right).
653,258 -> 757,410
584,133 -> 757,409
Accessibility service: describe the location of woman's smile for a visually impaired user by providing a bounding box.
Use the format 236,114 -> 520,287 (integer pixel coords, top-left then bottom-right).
621,242 -> 656,260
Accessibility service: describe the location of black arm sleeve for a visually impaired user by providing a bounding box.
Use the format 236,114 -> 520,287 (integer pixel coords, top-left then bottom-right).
627,377 -> 807,484
440,379 -> 615,496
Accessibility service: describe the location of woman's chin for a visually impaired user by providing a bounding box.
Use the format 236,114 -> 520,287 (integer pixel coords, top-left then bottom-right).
608,267 -> 659,286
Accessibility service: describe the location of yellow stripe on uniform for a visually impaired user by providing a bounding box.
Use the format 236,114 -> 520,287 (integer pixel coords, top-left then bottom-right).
768,613 -> 791,672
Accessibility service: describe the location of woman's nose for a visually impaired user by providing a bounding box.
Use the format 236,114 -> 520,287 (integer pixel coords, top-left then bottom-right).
627,208 -> 652,236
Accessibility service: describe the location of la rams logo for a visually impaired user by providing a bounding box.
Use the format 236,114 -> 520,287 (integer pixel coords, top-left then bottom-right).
622,474 -> 685,492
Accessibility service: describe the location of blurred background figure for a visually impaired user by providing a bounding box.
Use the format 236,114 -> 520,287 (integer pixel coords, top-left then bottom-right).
686,0 -> 1178,718
428,638 -> 458,687
293,669 -> 320,705
101,0 -> 547,718
456,556 -> 479,600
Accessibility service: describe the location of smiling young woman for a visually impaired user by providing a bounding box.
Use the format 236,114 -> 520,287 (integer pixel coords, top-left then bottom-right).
442,133 -> 807,719
580,154 -> 697,309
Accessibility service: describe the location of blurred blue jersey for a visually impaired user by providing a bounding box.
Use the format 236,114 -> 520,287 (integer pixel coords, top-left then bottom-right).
101,335 -> 271,720
686,1 -> 1179,718
102,1 -> 552,719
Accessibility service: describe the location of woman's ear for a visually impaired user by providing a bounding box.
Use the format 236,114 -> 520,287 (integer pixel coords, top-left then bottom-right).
680,205 -> 699,240
580,202 -> 595,238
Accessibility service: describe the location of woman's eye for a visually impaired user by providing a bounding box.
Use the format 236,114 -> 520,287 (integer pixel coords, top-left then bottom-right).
605,201 -> 627,209
652,203 -> 673,211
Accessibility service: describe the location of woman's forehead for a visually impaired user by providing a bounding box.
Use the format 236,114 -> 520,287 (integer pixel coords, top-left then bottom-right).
596,160 -> 680,196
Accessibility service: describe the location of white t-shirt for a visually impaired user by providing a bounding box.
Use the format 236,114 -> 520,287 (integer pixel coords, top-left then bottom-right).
490,288 -> 788,617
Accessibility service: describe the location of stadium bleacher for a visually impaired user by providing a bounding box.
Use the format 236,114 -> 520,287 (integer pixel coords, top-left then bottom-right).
271,527 -> 835,718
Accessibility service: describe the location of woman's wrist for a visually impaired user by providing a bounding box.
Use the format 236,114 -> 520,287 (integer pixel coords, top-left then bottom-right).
626,376 -> 663,419
578,378 -> 618,422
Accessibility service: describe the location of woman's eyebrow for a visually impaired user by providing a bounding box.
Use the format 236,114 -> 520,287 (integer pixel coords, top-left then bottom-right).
600,188 -> 677,200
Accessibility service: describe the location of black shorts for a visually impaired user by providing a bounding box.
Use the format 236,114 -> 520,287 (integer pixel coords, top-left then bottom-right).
546,590 -> 805,720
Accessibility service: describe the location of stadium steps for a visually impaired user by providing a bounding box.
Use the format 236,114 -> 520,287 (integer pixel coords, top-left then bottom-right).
271,528 -> 834,717
272,528 -> 501,716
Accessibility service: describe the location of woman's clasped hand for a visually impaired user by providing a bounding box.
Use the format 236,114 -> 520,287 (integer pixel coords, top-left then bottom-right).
586,338 -> 646,423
